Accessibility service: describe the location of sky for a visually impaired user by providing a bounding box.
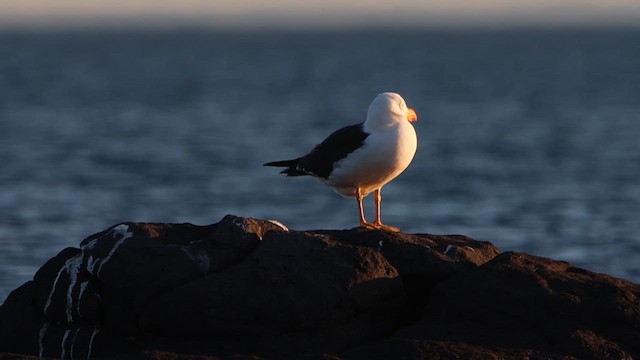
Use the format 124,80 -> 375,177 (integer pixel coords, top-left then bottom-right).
1,0 -> 639,29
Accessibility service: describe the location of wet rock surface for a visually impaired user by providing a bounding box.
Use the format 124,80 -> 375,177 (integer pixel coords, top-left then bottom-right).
0,215 -> 638,359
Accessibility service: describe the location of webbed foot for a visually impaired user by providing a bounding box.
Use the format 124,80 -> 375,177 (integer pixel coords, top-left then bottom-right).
359,222 -> 400,232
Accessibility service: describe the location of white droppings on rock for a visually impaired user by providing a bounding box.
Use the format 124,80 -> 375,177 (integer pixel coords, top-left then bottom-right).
112,224 -> 131,238
76,281 -> 89,318
44,265 -> 66,317
38,322 -> 49,358
44,254 -> 82,318
94,224 -> 133,277
61,329 -> 71,360
267,220 -> 289,232
82,238 -> 98,252
85,256 -> 97,276
65,256 -> 82,322
69,327 -> 80,360
444,245 -> 454,254
87,327 -> 100,359
82,238 -> 99,275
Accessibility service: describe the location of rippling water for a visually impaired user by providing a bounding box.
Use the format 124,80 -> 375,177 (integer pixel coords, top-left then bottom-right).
1,28 -> 639,302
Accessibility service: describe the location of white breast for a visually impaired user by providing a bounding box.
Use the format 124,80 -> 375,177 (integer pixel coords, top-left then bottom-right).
326,120 -> 417,197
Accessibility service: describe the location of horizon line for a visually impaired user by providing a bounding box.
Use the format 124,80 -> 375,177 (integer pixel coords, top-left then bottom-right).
1,21 -> 639,33
1,11 -> 640,32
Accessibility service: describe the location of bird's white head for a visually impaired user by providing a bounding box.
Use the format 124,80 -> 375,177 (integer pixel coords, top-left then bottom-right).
366,92 -> 418,130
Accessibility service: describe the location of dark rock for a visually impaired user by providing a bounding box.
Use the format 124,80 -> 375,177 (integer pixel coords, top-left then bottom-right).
345,338 -> 575,360
0,282 -> 42,356
1,215 -> 638,360
0,354 -> 48,360
318,230 -> 500,311
139,230 -> 405,356
349,252 -> 640,360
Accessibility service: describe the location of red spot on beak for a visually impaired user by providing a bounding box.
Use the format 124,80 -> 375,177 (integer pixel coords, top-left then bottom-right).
407,108 -> 418,122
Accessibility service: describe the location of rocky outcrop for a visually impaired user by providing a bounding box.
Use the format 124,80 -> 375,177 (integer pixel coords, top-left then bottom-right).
0,215 -> 638,359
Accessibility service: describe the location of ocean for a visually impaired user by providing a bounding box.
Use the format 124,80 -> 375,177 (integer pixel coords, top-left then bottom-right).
1,28 -> 639,302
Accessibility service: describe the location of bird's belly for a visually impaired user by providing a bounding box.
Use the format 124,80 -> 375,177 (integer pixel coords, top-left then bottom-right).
325,128 -> 417,197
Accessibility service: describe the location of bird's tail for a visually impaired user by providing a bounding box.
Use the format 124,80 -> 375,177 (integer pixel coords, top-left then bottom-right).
263,159 -> 308,176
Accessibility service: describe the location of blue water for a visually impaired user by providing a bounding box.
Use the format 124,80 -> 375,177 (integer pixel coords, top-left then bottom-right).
1,29 -> 639,303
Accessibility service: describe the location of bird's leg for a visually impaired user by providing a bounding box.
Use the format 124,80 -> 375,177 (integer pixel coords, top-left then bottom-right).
373,188 -> 400,232
373,188 -> 382,225
356,187 -> 375,229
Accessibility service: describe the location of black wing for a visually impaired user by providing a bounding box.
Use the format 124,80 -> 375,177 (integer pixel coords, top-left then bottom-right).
263,123 -> 369,179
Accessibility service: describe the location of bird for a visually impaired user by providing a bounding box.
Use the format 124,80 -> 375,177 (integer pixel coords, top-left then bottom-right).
264,92 -> 418,232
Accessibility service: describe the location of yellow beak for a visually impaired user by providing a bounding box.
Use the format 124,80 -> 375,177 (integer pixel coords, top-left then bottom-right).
407,108 -> 418,122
